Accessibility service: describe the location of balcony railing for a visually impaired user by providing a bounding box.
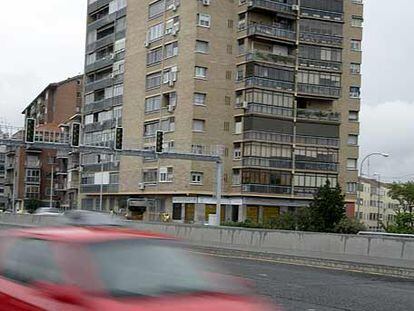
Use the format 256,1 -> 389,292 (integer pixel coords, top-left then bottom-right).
244,77 -> 295,92
85,51 -> 125,74
81,184 -> 119,194
246,50 -> 296,67
84,118 -> 120,133
296,135 -> 340,147
25,161 -> 40,168
242,184 -> 292,195
247,24 -> 296,42
243,131 -> 294,144
299,32 -> 343,47
294,186 -> 318,198
85,74 -> 124,93
243,157 -> 292,169
295,161 -> 338,172
83,95 -> 123,114
240,102 -> 294,118
301,7 -> 343,22
247,0 -> 295,15
297,83 -> 341,98
298,58 -> 342,72
297,109 -> 340,122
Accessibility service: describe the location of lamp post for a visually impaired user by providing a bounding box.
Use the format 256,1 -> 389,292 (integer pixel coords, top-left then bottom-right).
374,173 -> 381,231
356,152 -> 389,219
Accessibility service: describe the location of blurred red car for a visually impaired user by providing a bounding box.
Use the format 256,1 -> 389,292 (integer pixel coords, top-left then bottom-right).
0,223 -> 275,311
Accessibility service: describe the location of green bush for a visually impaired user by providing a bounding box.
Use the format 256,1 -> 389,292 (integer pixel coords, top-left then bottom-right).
334,217 -> 366,234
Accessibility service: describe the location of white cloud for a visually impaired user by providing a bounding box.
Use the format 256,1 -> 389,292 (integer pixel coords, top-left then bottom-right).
360,101 -> 414,182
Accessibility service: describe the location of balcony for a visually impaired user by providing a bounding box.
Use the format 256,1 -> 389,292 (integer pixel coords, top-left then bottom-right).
243,77 -> 295,92
299,32 -> 343,47
82,161 -> 120,173
85,74 -> 124,93
246,24 -> 296,43
296,135 -> 340,148
297,109 -> 340,123
301,7 -> 343,22
246,50 -> 296,67
87,34 -> 115,53
247,0 -> 296,16
295,161 -> 338,172
83,95 -> 123,114
240,102 -> 294,118
85,51 -> 125,74
297,83 -> 341,98
84,118 -> 120,133
242,184 -> 292,195
298,58 -> 342,72
56,150 -> 69,159
81,184 -> 119,194
25,161 -> 40,168
88,7 -> 126,31
243,157 -> 292,170
243,131 -> 294,144
88,0 -> 111,13
294,186 -> 318,198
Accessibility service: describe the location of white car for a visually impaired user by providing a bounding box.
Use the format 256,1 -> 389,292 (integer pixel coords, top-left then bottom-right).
33,207 -> 63,216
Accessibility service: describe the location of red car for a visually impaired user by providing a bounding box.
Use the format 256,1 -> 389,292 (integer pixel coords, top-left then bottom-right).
0,223 -> 275,311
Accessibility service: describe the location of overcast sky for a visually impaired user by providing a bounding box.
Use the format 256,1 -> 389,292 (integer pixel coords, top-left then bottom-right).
0,0 -> 413,181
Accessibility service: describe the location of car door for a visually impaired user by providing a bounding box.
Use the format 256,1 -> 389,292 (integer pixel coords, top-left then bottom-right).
0,237 -> 76,310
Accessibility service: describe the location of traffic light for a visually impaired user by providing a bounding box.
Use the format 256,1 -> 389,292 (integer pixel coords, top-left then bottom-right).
25,118 -> 35,143
71,123 -> 81,147
156,131 -> 164,154
115,127 -> 123,151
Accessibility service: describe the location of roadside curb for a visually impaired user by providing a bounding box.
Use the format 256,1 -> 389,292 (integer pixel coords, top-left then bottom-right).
191,246 -> 414,279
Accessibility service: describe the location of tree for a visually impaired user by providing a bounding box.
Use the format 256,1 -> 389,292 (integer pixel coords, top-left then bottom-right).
25,199 -> 41,214
388,182 -> 414,213
386,212 -> 414,234
334,217 -> 366,234
302,181 -> 346,232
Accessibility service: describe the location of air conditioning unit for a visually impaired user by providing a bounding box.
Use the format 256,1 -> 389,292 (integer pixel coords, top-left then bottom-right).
168,104 -> 175,112
168,78 -> 174,87
292,4 -> 300,11
202,0 -> 210,6
110,73 -> 116,79
139,183 -> 145,190
172,3 -> 177,11
242,101 -> 249,109
144,41 -> 150,48
171,28 -> 178,36
110,53 -> 115,59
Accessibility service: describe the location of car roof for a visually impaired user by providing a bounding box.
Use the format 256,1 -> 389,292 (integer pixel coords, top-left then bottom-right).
1,226 -> 173,243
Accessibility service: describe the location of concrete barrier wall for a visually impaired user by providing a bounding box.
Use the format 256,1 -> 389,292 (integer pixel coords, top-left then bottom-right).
0,214 -> 413,269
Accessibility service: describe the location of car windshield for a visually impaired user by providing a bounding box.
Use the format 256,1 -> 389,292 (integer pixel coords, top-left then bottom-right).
88,239 -> 239,298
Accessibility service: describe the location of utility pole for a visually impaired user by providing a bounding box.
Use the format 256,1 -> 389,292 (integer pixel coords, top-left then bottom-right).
374,173 -> 381,231
49,156 -> 55,209
215,161 -> 223,226
99,158 -> 104,212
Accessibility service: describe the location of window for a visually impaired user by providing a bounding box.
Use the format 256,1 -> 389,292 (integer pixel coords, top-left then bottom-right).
234,117 -> 242,134
147,23 -> 164,42
225,96 -> 231,105
232,169 -> 241,185
149,0 -> 164,18
191,172 -> 203,184
113,84 -> 124,96
226,71 -> 232,80
351,39 -> 362,51
147,47 -> 163,66
195,66 -> 207,79
347,182 -> 357,194
228,19 -> 234,28
350,86 -> 361,98
164,41 -> 178,58
347,134 -> 358,146
145,95 -> 161,113
114,38 -> 126,53
195,40 -> 209,53
347,159 -> 357,170
2,239 -> 61,284
144,121 -> 159,137
194,93 -> 206,105
352,16 -> 363,27
26,169 -> 40,183
193,119 -> 205,132
197,13 -> 211,28
233,143 -> 241,159
352,0 -> 363,3
172,203 -> 182,220
161,117 -> 175,132
143,169 -> 158,183
146,71 -> 162,90
226,44 -> 233,54
25,185 -> 40,199
349,110 -> 359,121
165,16 -> 180,35
224,122 -> 230,131
159,167 -> 173,182
350,63 -> 361,74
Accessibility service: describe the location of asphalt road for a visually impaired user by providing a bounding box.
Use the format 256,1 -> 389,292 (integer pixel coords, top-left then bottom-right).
211,254 -> 414,311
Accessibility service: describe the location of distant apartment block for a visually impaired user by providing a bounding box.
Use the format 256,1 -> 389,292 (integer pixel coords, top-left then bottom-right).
81,0 -> 363,223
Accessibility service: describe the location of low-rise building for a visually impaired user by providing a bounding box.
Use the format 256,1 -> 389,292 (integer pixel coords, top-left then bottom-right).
356,177 -> 400,231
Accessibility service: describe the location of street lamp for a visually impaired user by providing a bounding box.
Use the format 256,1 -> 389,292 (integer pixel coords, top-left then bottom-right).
373,172 -> 381,231
356,152 -> 389,219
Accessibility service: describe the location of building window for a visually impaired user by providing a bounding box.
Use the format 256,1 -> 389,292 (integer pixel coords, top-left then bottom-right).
197,13 -> 211,28
165,16 -> 180,35
195,40 -> 209,53
351,39 -> 362,51
193,119 -> 205,132
228,19 -> 234,28
347,159 -> 357,170
143,169 -> 158,184
148,0 -> 164,18
350,86 -> 361,98
144,121 -> 159,137
234,117 -> 242,134
349,110 -> 359,122
352,0 -> 363,3
226,71 -> 232,80
147,22 -> 164,42
145,95 -> 161,113
147,47 -> 163,66
352,16 -> 363,27
195,66 -> 207,79
172,203 -> 182,220
190,172 -> 203,184
146,71 -> 162,90
347,134 -> 358,146
350,63 -> 361,74
232,169 -> 241,185
159,167 -> 173,182
164,41 -> 179,58
194,93 -> 206,105
224,122 -> 230,132
226,44 -> 233,54
233,143 -> 241,159
225,96 -> 231,105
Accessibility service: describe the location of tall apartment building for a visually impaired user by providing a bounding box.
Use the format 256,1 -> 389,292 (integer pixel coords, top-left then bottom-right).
357,177 -> 399,231
82,0 -> 363,223
0,146 -> 6,210
5,76 -> 83,211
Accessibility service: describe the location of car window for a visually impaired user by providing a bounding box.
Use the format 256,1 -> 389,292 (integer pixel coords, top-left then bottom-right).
1,238 -> 61,284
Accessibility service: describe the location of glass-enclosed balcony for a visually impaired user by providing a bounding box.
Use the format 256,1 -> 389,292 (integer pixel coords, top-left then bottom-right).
243,157 -> 292,170
247,24 -> 296,42
243,131 -> 294,144
247,0 -> 296,16
299,32 -> 343,47
301,7 -> 343,22
295,135 -> 340,148
239,102 -> 294,118
246,50 -> 296,67
297,83 -> 341,98
244,77 -> 295,92
295,161 -> 338,172
296,109 -> 340,123
298,58 -> 342,72
242,184 -> 292,195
